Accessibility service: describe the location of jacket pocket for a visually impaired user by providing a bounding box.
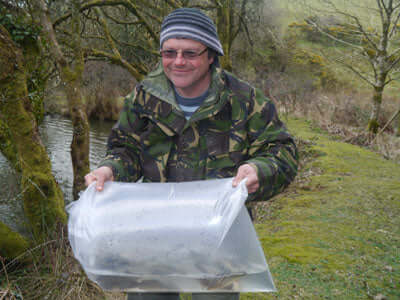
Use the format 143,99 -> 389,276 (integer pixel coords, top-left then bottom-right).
205,131 -> 229,156
205,129 -> 248,172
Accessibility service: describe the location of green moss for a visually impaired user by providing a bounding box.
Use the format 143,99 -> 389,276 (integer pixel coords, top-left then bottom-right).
0,118 -> 19,169
368,119 -> 380,133
251,117 -> 400,299
22,171 -> 67,237
0,221 -> 29,258
1,31 -> 66,239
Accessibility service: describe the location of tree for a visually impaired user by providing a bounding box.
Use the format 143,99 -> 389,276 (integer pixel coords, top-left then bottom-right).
302,0 -> 400,133
0,0 -> 260,252
213,0 -> 252,71
33,0 -> 91,199
52,0 -> 169,81
0,25 -> 66,247
51,0 -> 255,77
0,2 -> 54,124
1,0 -> 257,203
38,0 -> 258,195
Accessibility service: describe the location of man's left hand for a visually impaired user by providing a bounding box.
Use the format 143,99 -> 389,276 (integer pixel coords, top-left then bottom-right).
232,164 -> 259,193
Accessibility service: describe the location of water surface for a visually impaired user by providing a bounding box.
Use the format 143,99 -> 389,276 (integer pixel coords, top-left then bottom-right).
0,114 -> 114,232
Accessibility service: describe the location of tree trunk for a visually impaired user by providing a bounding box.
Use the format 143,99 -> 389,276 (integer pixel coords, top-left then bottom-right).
69,0 -> 90,199
0,25 -> 66,239
216,0 -> 233,71
0,221 -> 30,259
368,85 -> 383,134
64,70 -> 90,200
24,37 -> 48,125
34,0 -> 90,199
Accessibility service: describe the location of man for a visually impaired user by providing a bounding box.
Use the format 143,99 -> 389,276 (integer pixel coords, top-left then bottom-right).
85,7 -> 298,300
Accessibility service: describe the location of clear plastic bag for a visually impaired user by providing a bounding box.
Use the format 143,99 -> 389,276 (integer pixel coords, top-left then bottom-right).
67,178 -> 276,292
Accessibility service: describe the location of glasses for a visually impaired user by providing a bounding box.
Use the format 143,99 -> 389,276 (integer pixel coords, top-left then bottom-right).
160,48 -> 208,60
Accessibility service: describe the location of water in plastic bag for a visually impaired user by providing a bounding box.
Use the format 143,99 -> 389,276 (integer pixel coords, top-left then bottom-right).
67,178 -> 276,292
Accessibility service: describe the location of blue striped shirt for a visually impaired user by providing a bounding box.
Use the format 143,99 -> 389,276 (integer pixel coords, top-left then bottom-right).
174,88 -> 209,120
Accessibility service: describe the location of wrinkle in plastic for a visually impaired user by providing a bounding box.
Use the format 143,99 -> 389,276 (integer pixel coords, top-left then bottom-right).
67,178 -> 276,292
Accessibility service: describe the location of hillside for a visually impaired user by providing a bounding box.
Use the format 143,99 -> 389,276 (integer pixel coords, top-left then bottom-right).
242,117 -> 400,299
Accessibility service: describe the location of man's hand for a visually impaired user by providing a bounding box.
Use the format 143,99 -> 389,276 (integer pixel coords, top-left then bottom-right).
84,166 -> 114,191
232,164 -> 259,193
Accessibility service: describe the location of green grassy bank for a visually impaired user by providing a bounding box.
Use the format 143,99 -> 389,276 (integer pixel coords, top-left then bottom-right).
242,118 -> 400,299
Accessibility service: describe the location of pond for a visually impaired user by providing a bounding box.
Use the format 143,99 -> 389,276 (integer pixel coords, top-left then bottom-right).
0,114 -> 114,233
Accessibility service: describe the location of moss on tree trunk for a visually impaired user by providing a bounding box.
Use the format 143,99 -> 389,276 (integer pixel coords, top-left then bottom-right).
23,39 -> 47,125
0,118 -> 18,170
368,86 -> 383,134
0,25 -> 66,240
60,0 -> 90,199
0,221 -> 30,258
62,66 -> 90,199
216,0 -> 233,71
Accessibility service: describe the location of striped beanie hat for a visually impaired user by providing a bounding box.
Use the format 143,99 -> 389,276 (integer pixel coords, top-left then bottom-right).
160,8 -> 224,57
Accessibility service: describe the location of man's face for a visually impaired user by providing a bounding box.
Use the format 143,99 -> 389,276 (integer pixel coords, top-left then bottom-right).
161,38 -> 214,98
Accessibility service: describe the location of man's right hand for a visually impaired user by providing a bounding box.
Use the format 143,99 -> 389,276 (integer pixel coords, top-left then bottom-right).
84,166 -> 114,191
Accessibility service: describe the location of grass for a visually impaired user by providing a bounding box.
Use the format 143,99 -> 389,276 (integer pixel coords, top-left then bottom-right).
1,117 -> 399,299
242,117 -> 400,299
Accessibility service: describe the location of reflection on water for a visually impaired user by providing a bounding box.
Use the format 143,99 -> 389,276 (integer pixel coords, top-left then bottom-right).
0,114 -> 114,232
39,115 -> 114,203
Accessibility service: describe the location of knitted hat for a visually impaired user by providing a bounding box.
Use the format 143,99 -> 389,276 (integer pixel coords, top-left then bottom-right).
160,8 -> 224,56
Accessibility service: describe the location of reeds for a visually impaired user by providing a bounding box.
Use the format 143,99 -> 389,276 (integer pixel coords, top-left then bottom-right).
0,226 -> 124,300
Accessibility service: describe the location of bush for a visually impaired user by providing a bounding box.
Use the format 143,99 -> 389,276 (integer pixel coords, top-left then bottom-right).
83,62 -> 136,121
44,62 -> 136,121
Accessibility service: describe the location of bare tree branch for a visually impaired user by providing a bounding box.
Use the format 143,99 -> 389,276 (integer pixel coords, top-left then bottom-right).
386,52 -> 400,73
379,0 -> 391,17
333,55 -> 375,86
384,76 -> 397,85
388,46 -> 400,61
360,48 -> 378,79
306,18 -> 364,50
83,34 -> 106,41
85,48 -> 146,80
233,5 -> 253,47
54,0 -> 128,27
209,0 -> 223,8
133,0 -> 163,15
102,10 -> 142,25
140,8 -> 163,25
52,0 -> 159,44
325,3 -> 379,51
373,107 -> 400,140
388,7 -> 400,37
232,0 -> 247,41
33,0 -> 67,68
112,38 -> 160,56
94,7 -> 121,59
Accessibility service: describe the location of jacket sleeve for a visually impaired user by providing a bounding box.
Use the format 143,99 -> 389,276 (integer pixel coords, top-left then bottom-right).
244,88 -> 298,201
98,86 -> 144,182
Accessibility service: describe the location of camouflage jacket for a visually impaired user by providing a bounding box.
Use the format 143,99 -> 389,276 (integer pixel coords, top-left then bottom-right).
99,64 -> 298,201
